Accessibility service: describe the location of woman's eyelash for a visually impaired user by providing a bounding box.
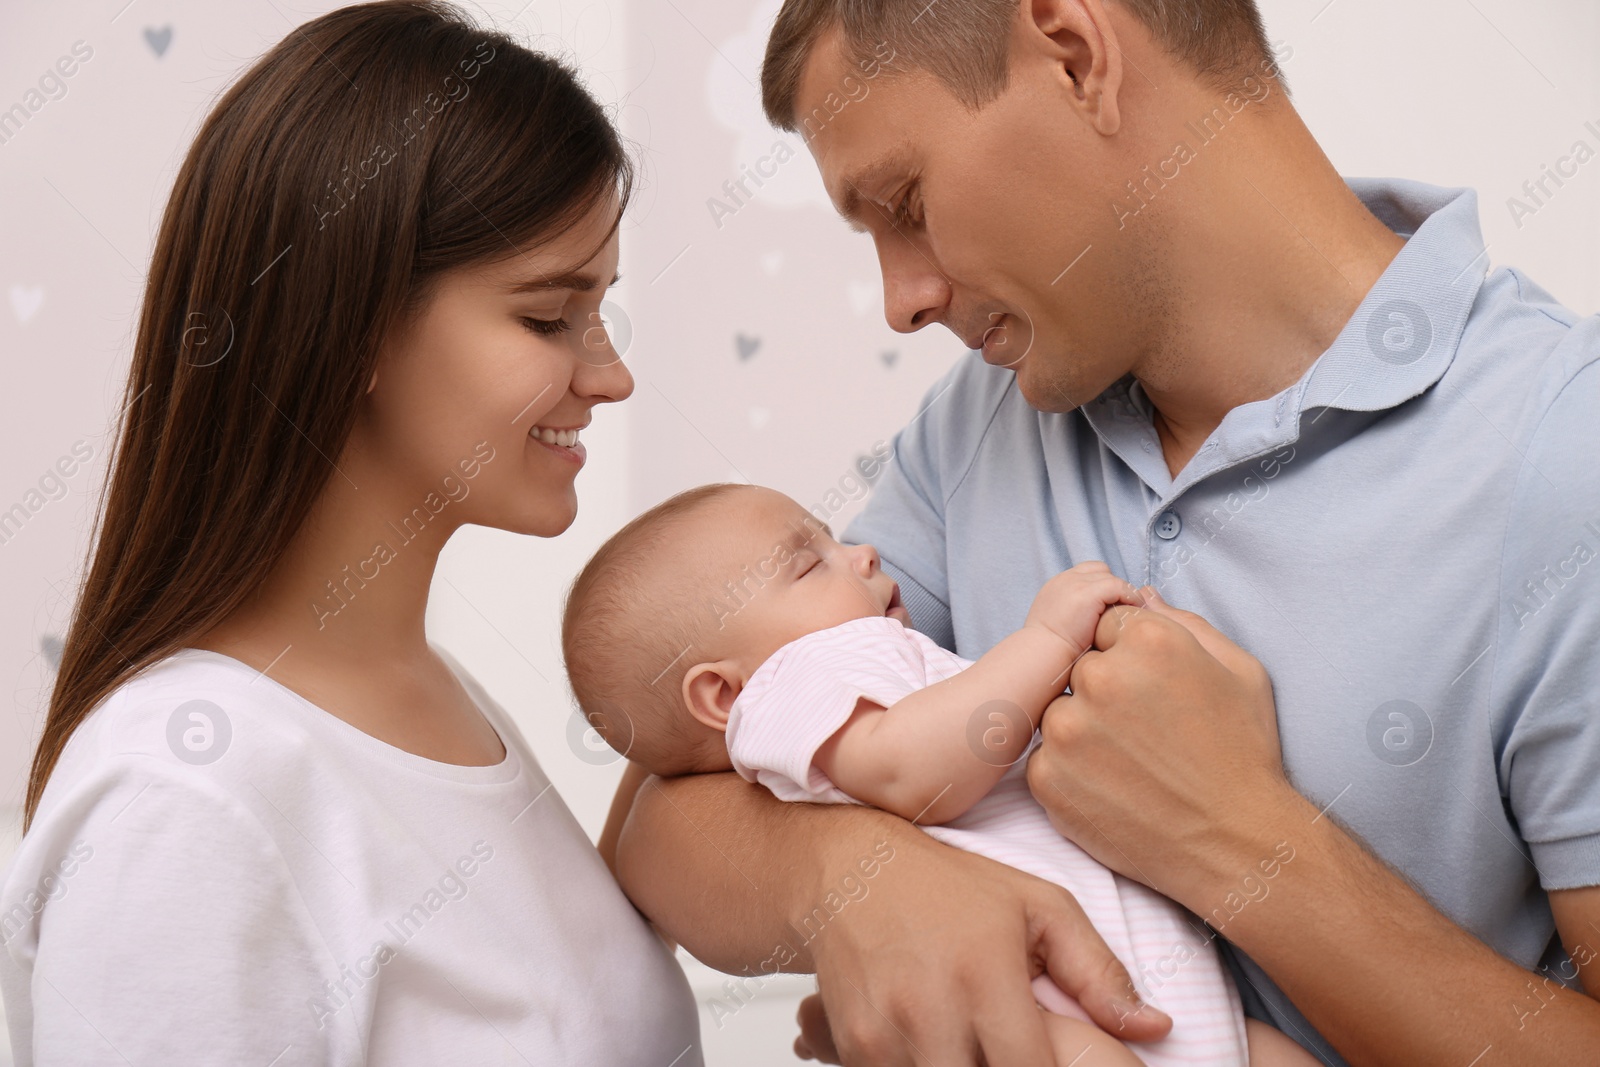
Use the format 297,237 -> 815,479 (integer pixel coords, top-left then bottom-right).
521,316 -> 572,336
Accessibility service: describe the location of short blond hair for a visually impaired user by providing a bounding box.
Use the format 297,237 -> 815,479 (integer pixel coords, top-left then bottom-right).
760,0 -> 1283,130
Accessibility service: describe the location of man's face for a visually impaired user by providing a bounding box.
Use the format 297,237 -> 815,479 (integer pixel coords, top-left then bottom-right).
795,25 -> 1165,413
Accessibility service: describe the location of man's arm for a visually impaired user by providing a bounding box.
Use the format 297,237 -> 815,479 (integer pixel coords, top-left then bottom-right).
614,768 -> 1175,1066
1210,789 -> 1600,1065
1551,886 -> 1600,997
1028,594 -> 1600,1066
597,759 -> 650,877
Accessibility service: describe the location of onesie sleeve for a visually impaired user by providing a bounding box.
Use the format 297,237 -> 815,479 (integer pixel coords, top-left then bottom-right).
726,617 -> 948,805
1,759 -> 346,1066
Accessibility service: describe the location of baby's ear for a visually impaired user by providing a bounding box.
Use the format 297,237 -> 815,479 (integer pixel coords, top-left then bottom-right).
682,661 -> 740,733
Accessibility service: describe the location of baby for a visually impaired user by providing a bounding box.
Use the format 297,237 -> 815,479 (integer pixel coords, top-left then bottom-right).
562,483 -> 1315,1067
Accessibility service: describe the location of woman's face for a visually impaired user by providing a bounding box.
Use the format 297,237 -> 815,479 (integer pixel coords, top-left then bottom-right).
359,194 -> 632,539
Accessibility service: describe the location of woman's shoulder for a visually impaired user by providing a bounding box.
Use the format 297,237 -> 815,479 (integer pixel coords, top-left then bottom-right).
14,651 -> 319,863
47,648 -> 325,793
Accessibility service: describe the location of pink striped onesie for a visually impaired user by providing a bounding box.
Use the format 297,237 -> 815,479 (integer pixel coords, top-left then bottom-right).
725,615 -> 1248,1066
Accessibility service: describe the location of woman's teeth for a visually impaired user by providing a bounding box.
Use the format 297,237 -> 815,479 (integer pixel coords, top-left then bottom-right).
533,426 -> 580,448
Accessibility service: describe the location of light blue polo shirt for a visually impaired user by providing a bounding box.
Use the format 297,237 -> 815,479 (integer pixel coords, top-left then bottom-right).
844,177 -> 1600,1063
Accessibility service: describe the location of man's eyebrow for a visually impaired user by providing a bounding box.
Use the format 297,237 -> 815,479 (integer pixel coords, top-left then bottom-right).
836,152 -> 912,232
506,269 -> 622,294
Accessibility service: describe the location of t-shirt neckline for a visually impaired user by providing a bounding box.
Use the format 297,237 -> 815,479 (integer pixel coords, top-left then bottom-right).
169,646 -> 523,784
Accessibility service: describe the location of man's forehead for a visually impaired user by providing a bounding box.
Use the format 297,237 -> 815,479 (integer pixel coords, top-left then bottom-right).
792,26 -> 920,231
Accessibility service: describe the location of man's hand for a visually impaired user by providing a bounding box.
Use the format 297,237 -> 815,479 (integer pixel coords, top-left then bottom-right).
1027,585 -> 1290,900
797,825 -> 1171,1065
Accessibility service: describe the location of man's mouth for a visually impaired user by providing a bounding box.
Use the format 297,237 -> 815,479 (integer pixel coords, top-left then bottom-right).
961,316 -> 1014,365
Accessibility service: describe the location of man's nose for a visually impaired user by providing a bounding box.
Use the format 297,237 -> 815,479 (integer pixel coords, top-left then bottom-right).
878,234 -> 950,333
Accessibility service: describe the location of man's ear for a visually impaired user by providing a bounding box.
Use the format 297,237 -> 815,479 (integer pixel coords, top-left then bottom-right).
682,661 -> 741,733
1026,0 -> 1124,136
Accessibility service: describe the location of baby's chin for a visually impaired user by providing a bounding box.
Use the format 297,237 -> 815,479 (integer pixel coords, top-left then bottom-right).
886,605 -> 913,628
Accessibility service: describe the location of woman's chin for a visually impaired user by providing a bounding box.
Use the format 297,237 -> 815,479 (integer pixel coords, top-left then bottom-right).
529,508 -> 577,539
502,493 -> 577,539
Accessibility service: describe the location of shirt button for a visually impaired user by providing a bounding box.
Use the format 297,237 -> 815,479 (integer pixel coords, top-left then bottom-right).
1154,511 -> 1182,540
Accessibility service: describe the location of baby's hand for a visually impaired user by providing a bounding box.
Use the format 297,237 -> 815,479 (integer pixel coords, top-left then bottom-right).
1024,562 -> 1145,660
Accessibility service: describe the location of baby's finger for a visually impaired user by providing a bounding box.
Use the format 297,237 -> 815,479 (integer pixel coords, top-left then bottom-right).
1084,574 -> 1146,609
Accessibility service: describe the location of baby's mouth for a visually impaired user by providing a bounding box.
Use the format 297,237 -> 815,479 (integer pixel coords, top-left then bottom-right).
885,583 -> 904,617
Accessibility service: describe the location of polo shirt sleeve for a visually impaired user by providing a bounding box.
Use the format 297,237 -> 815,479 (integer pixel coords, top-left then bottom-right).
1493,351 -> 1600,890
843,353 -> 1009,652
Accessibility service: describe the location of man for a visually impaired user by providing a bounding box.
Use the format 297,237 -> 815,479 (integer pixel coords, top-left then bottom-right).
610,0 -> 1600,1062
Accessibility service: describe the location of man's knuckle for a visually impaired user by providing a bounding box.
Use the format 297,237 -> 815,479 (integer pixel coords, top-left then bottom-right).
1131,615 -> 1177,651
1247,659 -> 1272,690
843,1023 -> 895,1060
1075,654 -> 1113,692
1040,701 -> 1069,737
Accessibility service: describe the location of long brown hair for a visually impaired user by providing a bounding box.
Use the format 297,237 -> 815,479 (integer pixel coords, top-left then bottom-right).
25,0 -> 633,828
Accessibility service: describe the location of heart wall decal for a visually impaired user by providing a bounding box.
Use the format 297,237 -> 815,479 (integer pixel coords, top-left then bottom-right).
10,285 -> 44,324
144,26 -> 173,57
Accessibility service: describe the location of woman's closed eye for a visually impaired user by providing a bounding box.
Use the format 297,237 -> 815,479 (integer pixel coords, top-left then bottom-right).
521,315 -> 572,336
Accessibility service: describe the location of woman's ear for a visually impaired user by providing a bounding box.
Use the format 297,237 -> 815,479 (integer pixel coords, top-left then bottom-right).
682,661 -> 740,733
366,367 -> 379,394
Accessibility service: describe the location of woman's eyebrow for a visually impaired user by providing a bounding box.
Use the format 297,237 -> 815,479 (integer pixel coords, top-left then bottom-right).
506,269 -> 622,294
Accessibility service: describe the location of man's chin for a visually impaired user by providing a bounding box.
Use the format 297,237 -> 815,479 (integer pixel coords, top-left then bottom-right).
1014,366 -> 1086,414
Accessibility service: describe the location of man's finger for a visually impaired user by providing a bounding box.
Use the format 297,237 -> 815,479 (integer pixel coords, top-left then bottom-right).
794,992 -> 840,1063
1033,886 -> 1174,1042
1091,603 -> 1143,651
1134,585 -> 1254,673
969,971 -> 1065,1067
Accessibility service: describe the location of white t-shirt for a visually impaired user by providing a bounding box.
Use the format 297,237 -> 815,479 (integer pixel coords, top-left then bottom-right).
0,644 -> 702,1066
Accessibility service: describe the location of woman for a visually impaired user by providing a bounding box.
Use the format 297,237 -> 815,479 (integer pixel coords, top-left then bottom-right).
0,2 -> 701,1063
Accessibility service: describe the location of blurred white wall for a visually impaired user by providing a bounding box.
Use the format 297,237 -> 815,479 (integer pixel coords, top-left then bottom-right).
1,1 -> 1597,1063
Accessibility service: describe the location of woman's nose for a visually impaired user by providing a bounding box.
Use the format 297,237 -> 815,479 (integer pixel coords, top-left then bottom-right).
575,315 -> 634,403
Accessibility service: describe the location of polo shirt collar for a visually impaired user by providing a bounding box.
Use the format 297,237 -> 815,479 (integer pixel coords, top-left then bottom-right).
1081,177 -> 1490,499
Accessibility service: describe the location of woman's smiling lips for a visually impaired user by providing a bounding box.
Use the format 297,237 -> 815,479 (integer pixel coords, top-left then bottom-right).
530,421 -> 587,466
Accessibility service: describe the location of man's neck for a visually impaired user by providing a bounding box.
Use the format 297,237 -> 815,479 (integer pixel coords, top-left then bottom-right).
1133,106 -> 1408,478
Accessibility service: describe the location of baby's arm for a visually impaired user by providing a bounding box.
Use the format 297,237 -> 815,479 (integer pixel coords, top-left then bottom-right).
814,562 -> 1142,825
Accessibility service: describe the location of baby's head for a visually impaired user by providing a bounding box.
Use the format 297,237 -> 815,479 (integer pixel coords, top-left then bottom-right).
561,483 -> 907,776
